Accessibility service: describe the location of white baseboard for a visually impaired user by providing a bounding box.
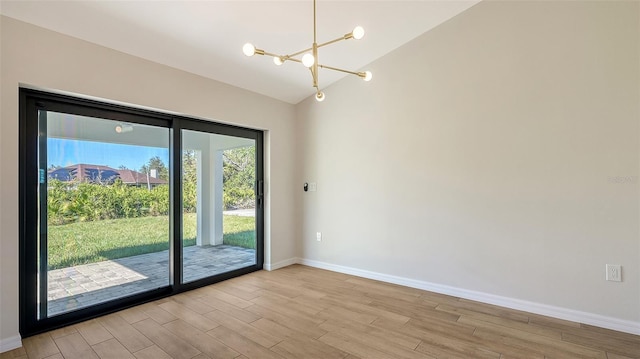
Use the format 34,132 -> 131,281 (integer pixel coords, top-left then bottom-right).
0,335 -> 22,354
297,258 -> 640,336
263,257 -> 298,271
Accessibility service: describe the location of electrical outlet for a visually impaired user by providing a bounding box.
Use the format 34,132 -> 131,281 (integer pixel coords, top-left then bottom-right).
606,264 -> 622,282
316,232 -> 322,242
309,182 -> 317,192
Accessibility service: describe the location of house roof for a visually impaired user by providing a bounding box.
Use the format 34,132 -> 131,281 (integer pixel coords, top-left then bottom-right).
48,164 -> 167,185
117,169 -> 166,185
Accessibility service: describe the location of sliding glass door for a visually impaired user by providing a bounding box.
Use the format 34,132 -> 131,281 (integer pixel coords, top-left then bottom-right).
20,89 -> 263,336
39,111 -> 171,318
181,129 -> 259,283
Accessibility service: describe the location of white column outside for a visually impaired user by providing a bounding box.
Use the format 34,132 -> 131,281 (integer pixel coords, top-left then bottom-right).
196,139 -> 223,246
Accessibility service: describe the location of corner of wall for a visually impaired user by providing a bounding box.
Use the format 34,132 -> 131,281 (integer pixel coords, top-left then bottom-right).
264,257 -> 298,271
0,336 -> 22,354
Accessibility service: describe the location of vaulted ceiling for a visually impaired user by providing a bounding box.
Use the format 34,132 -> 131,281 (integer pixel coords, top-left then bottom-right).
1,1 -> 479,104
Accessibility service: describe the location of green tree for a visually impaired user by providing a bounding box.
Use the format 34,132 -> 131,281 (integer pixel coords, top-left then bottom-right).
222,146 -> 255,209
182,150 -> 198,212
140,156 -> 169,180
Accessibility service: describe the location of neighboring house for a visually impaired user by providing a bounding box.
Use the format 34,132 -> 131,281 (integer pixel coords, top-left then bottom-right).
48,164 -> 167,187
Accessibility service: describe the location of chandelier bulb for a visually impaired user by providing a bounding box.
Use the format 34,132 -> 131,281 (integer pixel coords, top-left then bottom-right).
363,71 -> 373,82
352,26 -> 365,40
273,56 -> 284,66
243,43 -> 256,57
302,53 -> 315,68
315,91 -> 325,102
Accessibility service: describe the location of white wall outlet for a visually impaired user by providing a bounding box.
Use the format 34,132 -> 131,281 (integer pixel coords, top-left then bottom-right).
308,182 -> 317,192
606,264 -> 622,282
316,232 -> 322,242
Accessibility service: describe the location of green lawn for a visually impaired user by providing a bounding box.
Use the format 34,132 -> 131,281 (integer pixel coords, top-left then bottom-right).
47,213 -> 255,270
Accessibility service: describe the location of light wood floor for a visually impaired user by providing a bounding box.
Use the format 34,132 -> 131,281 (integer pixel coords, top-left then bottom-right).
2,265 -> 639,359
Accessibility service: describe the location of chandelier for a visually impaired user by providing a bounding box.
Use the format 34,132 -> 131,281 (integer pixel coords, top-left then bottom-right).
242,0 -> 372,102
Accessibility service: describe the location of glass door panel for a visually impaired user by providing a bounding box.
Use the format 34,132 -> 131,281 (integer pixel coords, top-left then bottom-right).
181,130 -> 257,283
39,111 -> 170,317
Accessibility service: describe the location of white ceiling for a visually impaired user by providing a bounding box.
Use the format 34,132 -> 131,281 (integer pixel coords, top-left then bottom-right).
0,0 -> 479,104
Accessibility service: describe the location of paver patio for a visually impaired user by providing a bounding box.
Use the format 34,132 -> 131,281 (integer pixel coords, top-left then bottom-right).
46,245 -> 255,316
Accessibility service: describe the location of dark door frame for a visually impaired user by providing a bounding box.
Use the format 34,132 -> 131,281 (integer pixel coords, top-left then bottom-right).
19,88 -> 264,337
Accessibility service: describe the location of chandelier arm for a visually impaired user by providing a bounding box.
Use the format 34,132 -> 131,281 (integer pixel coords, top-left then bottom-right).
318,64 -> 364,77
281,37 -> 344,59
286,47 -> 313,59
249,47 -> 280,58
312,42 -> 318,86
317,35 -> 352,49
262,51 -> 281,58
309,66 -> 318,88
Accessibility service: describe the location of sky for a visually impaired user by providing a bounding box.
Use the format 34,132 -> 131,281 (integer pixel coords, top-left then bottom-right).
48,138 -> 169,171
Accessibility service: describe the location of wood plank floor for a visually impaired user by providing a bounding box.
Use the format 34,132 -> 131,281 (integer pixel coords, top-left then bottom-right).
3,265 -> 639,359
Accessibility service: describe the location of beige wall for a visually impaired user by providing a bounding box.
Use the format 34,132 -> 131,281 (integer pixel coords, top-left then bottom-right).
0,16 -> 297,343
297,0 -> 640,325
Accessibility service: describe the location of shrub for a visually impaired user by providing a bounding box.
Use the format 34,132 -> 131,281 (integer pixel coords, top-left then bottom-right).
47,179 -> 173,225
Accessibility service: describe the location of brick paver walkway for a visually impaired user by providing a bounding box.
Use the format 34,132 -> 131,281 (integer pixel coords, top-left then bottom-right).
47,245 -> 255,316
